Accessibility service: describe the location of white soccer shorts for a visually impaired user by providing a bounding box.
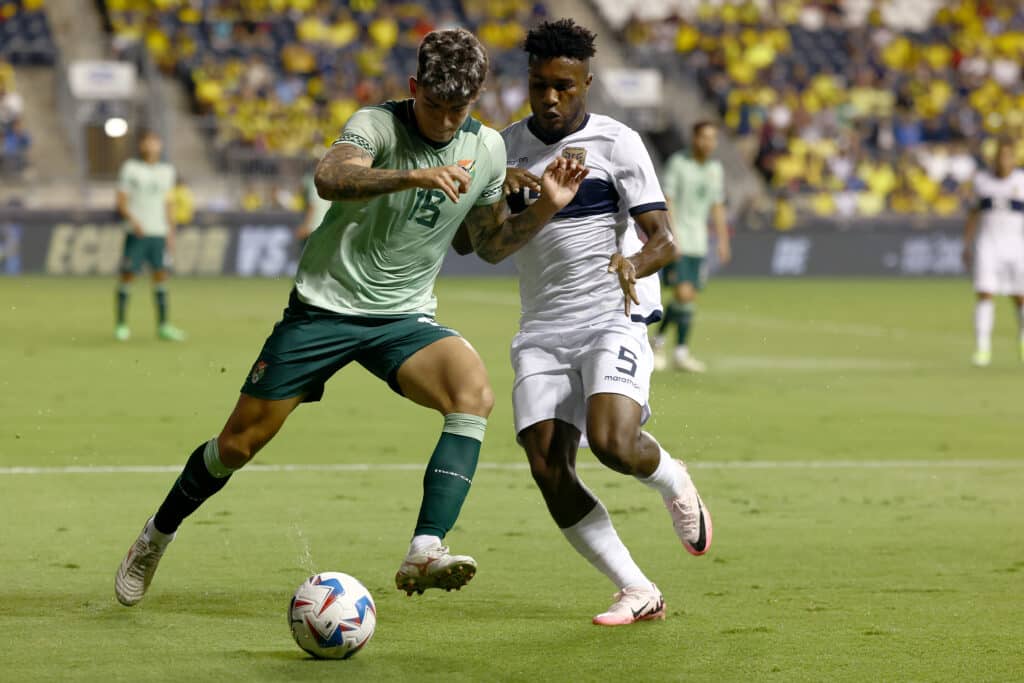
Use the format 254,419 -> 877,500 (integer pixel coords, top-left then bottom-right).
511,322 -> 653,437
974,234 -> 1024,295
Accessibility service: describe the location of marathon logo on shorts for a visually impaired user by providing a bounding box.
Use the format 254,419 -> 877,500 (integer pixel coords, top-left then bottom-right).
562,146 -> 587,165
603,375 -> 640,389
250,360 -> 268,384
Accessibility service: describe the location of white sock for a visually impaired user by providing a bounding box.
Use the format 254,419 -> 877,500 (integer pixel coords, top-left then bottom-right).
675,345 -> 690,359
561,501 -> 651,591
409,534 -> 442,555
638,447 -> 688,499
143,517 -> 175,547
975,299 -> 994,353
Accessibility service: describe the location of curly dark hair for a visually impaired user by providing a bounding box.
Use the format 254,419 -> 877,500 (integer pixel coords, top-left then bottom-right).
523,18 -> 597,62
417,28 -> 489,101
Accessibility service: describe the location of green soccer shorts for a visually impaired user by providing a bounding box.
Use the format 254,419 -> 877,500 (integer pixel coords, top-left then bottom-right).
241,289 -> 461,402
662,255 -> 707,290
120,234 -> 166,274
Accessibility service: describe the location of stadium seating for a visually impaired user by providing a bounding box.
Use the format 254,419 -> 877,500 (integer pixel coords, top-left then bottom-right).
96,0 -> 543,175
598,0 -> 1024,225
0,59 -> 30,174
0,0 -> 58,65
0,0 -> 57,176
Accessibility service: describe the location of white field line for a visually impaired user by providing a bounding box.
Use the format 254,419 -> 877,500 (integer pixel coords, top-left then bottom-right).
709,355 -> 933,371
0,460 -> 1020,476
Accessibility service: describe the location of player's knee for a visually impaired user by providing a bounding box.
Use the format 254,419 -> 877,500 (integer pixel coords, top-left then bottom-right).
449,379 -> 494,417
218,425 -> 274,468
587,426 -> 640,474
527,452 -> 566,492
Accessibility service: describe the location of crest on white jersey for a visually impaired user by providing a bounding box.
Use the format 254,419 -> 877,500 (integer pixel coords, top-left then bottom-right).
562,146 -> 587,164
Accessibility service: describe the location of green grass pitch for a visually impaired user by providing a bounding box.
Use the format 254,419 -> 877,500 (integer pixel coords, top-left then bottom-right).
1,276 -> 1021,681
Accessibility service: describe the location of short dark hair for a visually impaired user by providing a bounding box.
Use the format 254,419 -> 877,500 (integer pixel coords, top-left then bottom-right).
692,120 -> 716,138
417,28 -> 488,101
524,18 -> 597,62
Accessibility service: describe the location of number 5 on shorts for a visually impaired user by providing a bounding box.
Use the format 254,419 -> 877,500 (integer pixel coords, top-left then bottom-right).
616,346 -> 638,377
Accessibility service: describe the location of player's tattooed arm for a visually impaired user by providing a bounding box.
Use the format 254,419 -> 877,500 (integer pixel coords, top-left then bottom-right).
451,223 -> 474,255
315,143 -> 473,203
461,200 -> 536,264
463,157 -> 588,263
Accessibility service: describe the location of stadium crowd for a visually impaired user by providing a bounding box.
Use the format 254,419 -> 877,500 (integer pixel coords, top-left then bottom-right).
0,59 -> 31,174
98,0 -> 545,174
1,0 -> 54,176
607,0 -> 1024,227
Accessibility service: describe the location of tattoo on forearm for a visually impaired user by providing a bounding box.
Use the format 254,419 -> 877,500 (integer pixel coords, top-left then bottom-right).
465,202 -> 549,264
315,145 -> 415,201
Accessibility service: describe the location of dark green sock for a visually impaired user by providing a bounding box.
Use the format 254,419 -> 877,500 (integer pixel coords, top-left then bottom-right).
153,439 -> 235,534
677,302 -> 695,346
657,305 -> 673,336
155,286 -> 168,325
414,414 -> 487,538
116,285 -> 129,325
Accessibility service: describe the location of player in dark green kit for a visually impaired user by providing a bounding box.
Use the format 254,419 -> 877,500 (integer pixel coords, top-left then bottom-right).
115,29 -> 588,605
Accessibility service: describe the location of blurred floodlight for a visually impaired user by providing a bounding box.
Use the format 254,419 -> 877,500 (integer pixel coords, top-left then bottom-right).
104,117 -> 128,138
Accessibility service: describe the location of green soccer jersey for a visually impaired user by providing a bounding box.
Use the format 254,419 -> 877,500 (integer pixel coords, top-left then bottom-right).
118,158 -> 176,237
661,151 -> 724,257
295,100 -> 506,317
302,172 -> 332,233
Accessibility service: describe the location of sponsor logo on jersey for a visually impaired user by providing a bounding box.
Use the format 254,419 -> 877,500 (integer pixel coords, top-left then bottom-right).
457,159 -> 476,176
516,156 -> 529,165
562,147 -> 587,165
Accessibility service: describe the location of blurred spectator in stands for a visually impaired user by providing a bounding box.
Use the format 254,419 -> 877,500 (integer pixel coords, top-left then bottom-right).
2,118 -> 31,172
170,177 -> 195,226
0,79 -> 24,127
241,184 -> 265,212
605,0 -> 1024,223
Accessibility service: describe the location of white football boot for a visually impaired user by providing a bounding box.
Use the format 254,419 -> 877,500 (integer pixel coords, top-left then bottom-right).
592,584 -> 666,626
664,459 -> 712,556
674,347 -> 707,373
395,543 -> 477,595
115,519 -> 174,606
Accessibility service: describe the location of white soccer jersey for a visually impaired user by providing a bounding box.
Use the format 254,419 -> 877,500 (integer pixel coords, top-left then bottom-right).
974,169 -> 1024,237
502,114 -> 667,332
972,168 -> 1024,295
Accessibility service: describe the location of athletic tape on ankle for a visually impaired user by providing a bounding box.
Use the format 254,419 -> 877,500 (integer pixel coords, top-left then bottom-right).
202,438 -> 235,478
442,413 -> 487,442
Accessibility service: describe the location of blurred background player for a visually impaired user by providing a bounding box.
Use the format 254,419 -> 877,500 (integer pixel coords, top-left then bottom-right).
653,122 -> 731,372
962,139 -> 1024,367
491,19 -> 711,626
114,130 -> 186,342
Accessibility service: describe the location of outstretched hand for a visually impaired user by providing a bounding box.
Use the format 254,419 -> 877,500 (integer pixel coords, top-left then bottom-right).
503,167 -> 542,196
538,157 -> 589,210
414,164 -> 473,203
607,253 -> 640,317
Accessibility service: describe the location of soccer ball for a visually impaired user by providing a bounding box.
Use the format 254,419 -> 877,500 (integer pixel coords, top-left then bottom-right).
289,572 -> 377,659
